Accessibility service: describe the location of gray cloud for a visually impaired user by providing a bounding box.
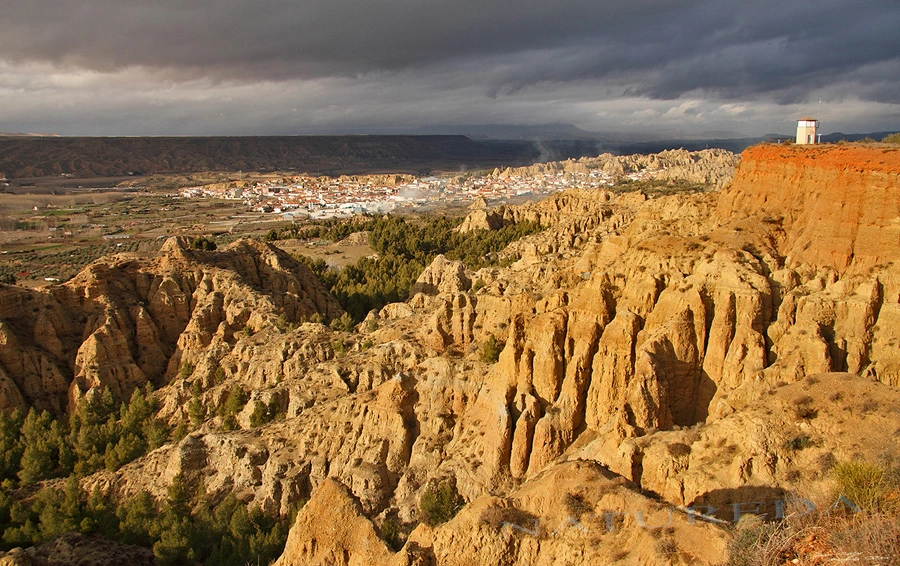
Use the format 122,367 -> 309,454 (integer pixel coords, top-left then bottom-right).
0,0 -> 898,135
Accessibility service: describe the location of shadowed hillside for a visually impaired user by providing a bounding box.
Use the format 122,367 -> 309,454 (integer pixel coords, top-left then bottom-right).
0,136 -> 605,180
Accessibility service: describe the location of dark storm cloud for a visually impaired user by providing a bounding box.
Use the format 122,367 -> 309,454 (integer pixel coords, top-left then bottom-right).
2,0 -> 898,104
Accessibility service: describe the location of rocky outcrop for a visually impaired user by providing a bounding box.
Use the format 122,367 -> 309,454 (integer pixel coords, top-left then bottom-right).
412,144 -> 900,490
633,374 -> 900,513
273,479 -> 395,566
457,148 -> 738,235
412,460 -> 729,565
91,361 -> 420,518
486,148 -> 739,191
277,460 -> 729,565
106,145 -> 900,565
0,237 -> 341,412
410,255 -> 477,351
718,143 -> 900,273
410,255 -> 471,297
0,533 -> 154,566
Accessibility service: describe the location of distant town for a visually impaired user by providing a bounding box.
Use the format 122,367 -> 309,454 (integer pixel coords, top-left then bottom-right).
0,152 -> 702,286
178,162 -> 661,220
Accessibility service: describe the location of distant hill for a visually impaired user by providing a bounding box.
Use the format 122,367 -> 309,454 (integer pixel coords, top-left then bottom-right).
0,133 -> 756,182
821,131 -> 899,142
0,135 -> 549,180
3,129 -> 896,182
0,132 -> 59,137
413,123 -> 603,140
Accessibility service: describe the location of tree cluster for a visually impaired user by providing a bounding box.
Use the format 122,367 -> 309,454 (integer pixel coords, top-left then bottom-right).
265,215 -> 379,243
0,388 -> 169,489
190,236 -> 217,251
0,473 -> 293,566
0,388 -> 293,564
293,214 -> 542,322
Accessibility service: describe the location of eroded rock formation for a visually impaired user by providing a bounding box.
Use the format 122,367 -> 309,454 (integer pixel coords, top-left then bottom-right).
1,144 -> 898,565
0,237 -> 341,413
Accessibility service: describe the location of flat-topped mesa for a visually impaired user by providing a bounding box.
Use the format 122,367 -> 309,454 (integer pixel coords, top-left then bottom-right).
718,143 -> 900,274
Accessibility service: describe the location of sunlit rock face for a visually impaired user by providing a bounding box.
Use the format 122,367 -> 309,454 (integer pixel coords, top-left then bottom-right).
4,146 -> 900,565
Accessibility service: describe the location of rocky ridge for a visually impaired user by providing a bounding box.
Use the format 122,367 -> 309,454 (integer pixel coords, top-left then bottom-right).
0,237 -> 341,413
484,147 -> 738,187
458,148 -> 739,234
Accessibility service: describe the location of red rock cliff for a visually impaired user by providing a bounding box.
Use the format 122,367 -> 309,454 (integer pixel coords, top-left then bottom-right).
718,143 -> 900,273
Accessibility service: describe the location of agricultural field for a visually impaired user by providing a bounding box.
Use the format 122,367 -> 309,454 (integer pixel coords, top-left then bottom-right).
0,187 -> 285,285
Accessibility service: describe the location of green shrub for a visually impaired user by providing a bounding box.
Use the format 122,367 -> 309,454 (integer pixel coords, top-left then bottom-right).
882,132 -> 900,144
329,312 -> 355,332
219,386 -> 248,419
249,402 -> 268,428
784,434 -> 812,451
178,362 -> 194,380
0,410 -> 25,482
480,335 -> 503,364
248,399 -> 283,428
17,409 -> 68,485
381,517 -> 403,551
275,313 -> 295,332
221,414 -> 238,431
190,236 -> 216,251
188,397 -> 207,428
419,479 -> 463,526
171,423 -> 188,442
0,474 -> 294,564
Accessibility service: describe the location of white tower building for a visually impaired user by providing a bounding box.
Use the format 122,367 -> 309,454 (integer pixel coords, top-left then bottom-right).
796,118 -> 818,144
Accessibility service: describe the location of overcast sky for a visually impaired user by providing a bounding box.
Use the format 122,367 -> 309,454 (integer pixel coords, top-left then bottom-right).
1,0 -> 898,137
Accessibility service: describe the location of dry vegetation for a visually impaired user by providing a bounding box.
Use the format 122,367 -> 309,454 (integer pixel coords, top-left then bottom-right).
726,460 -> 900,565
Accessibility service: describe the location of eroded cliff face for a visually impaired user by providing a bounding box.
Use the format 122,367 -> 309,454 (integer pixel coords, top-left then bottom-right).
0,237 -> 341,413
262,145 -> 899,564
718,143 -> 900,273
2,145 -> 898,565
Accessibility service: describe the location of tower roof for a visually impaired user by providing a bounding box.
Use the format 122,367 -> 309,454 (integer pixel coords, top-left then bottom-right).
798,117 -> 818,122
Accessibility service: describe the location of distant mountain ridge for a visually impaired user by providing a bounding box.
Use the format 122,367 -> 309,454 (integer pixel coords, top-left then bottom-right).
0,135 -> 603,180
412,123 -> 602,140
2,128 -> 896,181
0,132 -> 59,137
821,131 -> 900,142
